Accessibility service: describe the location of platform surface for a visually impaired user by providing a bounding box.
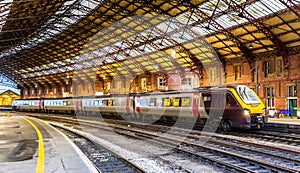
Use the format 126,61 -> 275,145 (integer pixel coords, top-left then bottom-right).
268,117 -> 300,125
0,113 -> 97,173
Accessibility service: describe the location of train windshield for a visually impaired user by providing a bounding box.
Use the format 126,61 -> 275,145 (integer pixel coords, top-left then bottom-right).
236,85 -> 260,104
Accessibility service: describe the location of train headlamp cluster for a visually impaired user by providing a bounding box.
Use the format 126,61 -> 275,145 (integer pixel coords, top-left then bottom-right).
244,109 -> 251,116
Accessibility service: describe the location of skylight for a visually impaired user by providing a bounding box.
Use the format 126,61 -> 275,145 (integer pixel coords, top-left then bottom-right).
0,0 -> 13,32
0,0 -> 104,58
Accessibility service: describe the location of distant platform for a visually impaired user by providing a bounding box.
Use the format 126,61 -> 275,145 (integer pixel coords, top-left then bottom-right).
0,113 -> 97,173
268,117 -> 300,125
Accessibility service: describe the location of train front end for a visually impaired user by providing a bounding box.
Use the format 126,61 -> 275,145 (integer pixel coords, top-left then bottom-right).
231,85 -> 267,130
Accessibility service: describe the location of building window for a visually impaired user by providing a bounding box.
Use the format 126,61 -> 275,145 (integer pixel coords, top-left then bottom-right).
264,60 -> 274,77
31,89 -> 34,95
234,64 -> 242,80
141,78 -> 147,90
209,67 -> 216,82
277,59 -> 282,77
158,77 -> 166,87
54,88 -> 56,94
46,89 -> 49,94
184,77 -> 192,86
288,85 -> 297,97
62,87 -> 65,93
87,86 -> 90,93
38,89 -> 42,95
25,90 -> 28,95
265,86 -> 275,108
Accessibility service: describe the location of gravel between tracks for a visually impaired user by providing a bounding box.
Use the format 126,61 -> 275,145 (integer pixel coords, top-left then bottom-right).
52,122 -> 219,173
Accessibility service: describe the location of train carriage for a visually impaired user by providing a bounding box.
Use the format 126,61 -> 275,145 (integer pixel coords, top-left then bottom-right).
134,91 -> 209,121
81,94 -> 133,116
12,85 -> 266,131
44,97 -> 76,114
12,98 -> 42,112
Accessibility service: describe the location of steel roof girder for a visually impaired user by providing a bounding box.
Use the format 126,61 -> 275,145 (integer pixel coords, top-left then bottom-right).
229,0 -> 290,68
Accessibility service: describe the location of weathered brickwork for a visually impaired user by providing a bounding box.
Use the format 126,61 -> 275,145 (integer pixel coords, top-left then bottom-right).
23,55 -> 299,113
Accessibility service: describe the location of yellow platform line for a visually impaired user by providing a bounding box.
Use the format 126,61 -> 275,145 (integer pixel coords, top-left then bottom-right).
24,118 -> 44,173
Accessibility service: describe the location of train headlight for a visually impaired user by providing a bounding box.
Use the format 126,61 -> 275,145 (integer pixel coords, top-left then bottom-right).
244,109 -> 251,116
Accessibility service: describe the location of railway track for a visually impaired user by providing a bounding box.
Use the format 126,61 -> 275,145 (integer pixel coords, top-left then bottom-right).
11,112 -> 300,172
53,124 -> 145,173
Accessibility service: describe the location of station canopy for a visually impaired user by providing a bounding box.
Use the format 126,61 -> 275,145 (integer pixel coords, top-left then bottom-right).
0,0 -> 299,88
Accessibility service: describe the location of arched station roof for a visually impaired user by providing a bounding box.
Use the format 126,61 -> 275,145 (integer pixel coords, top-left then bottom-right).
0,0 -> 299,88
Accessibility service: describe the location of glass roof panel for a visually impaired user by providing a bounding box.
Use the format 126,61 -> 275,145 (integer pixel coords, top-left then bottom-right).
0,0 -> 12,32
1,0 -> 103,58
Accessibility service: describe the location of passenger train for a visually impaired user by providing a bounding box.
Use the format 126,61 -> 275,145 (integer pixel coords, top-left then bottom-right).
12,85 -> 267,130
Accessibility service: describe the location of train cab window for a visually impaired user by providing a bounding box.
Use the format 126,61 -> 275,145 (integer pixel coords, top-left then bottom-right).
163,98 -> 172,107
149,98 -> 156,107
181,97 -> 191,107
173,98 -> 181,107
237,85 -> 260,104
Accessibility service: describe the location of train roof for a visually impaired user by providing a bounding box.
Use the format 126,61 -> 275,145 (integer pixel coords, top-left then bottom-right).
13,85 -> 248,101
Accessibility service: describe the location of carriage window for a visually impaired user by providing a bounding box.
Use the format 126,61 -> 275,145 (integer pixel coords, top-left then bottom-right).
203,96 -> 211,101
117,99 -> 125,106
108,99 -> 113,106
139,98 -> 149,107
173,98 -> 181,107
149,98 -> 156,107
63,101 -> 70,106
181,97 -> 191,107
103,100 -> 108,106
163,98 -> 172,107
95,100 -> 99,106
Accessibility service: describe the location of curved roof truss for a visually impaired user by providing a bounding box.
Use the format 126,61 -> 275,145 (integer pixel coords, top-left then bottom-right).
0,0 -> 298,88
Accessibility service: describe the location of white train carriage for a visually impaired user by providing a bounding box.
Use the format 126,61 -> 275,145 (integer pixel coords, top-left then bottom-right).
81,94 -> 133,116
44,98 -> 76,114
12,99 -> 42,112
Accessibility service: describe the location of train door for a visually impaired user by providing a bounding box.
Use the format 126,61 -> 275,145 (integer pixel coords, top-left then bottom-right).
126,96 -> 130,113
192,93 -> 200,116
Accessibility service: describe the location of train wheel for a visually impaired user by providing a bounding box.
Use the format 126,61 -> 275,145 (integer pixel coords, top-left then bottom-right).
220,120 -> 231,133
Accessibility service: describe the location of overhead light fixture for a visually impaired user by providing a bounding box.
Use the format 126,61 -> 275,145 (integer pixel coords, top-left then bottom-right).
171,49 -> 176,57
249,43 -> 253,49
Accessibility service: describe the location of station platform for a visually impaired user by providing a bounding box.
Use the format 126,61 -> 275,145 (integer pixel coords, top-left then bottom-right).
268,117 -> 300,125
0,112 -> 97,173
